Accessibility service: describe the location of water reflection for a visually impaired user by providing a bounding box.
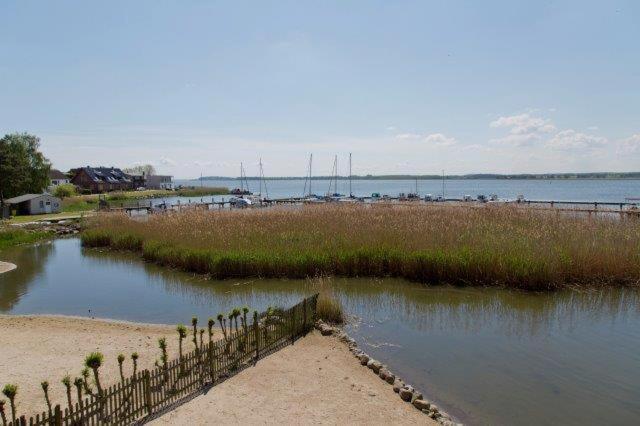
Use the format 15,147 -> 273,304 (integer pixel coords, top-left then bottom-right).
334,281 -> 640,338
0,242 -> 54,310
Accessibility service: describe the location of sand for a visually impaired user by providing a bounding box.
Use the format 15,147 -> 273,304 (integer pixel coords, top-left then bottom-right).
0,261 -> 17,274
0,316 -> 432,424
0,315 -> 183,417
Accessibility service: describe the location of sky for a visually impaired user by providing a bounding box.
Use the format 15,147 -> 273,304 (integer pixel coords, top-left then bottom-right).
1,1 -> 639,178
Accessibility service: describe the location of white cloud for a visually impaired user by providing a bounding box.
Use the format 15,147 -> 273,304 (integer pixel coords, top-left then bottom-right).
618,134 -> 640,154
159,157 -> 177,167
395,133 -> 422,140
490,113 -> 556,135
490,133 -> 540,147
424,133 -> 457,146
395,132 -> 457,146
546,130 -> 607,150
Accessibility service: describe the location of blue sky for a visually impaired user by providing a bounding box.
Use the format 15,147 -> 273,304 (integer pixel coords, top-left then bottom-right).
1,1 -> 638,178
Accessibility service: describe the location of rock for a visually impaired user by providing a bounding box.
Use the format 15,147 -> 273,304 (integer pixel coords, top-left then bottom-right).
392,379 -> 404,393
378,368 -> 395,384
412,399 -> 431,411
366,359 -> 383,373
320,324 -> 334,336
399,386 -> 415,402
411,392 -> 423,403
358,354 -> 370,365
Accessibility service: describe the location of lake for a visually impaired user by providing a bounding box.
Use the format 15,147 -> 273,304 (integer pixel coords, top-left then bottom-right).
175,178 -> 640,203
1,239 -> 639,425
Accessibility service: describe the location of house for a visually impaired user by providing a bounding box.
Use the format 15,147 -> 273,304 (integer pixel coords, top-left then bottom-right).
146,175 -> 174,190
4,194 -> 62,215
49,169 -> 70,187
127,172 -> 147,189
70,166 -> 134,193
48,169 -> 70,192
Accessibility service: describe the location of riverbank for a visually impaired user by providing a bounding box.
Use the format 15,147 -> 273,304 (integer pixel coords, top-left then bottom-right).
0,227 -> 55,251
82,204 -> 640,290
0,315 -> 431,424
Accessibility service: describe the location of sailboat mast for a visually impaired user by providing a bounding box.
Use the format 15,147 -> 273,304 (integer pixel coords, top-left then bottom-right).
240,162 -> 244,191
309,154 -> 312,196
349,153 -> 352,197
442,169 -> 445,199
258,158 -> 263,197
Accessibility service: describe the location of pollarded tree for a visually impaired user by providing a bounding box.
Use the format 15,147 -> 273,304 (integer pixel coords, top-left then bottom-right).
0,133 -> 51,203
84,352 -> 104,397
1,384 -> 17,424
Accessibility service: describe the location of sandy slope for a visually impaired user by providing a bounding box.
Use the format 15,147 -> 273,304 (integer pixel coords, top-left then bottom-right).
0,315 -> 182,417
0,315 -> 432,424
150,332 -> 432,425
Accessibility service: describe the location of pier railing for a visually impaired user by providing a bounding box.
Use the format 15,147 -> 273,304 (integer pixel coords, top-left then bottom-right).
7,294 -> 318,426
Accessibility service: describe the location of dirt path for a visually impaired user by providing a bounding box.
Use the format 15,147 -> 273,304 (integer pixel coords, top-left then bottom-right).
0,316 -> 432,424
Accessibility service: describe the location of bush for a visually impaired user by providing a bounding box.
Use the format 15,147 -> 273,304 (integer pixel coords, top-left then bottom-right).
312,276 -> 344,324
53,183 -> 77,198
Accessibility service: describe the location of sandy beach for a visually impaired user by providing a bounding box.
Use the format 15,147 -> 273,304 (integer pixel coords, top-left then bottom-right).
0,315 -> 432,424
0,261 -> 17,274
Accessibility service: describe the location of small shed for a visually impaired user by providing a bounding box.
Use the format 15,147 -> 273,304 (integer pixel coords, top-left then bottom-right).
4,194 -> 62,215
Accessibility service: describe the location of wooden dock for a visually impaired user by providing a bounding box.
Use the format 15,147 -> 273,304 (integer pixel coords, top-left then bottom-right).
100,196 -> 640,218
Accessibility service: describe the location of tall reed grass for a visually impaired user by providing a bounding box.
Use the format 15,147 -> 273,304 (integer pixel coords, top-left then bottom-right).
81,204 -> 640,290
310,276 -> 344,324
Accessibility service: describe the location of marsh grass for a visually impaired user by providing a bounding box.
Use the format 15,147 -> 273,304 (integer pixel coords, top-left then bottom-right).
311,276 -> 345,324
0,228 -> 53,251
81,204 -> 640,290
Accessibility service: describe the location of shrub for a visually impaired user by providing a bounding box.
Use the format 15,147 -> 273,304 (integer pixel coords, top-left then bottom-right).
53,183 -> 76,198
312,276 -> 344,324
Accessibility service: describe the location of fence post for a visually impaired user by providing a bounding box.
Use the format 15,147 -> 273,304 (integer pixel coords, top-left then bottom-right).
143,370 -> 152,416
253,311 -> 259,362
19,415 -> 26,426
303,298 -> 307,335
53,405 -> 62,426
290,306 -> 296,345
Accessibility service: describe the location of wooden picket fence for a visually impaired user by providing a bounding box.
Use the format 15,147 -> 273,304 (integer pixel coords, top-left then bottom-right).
7,294 -> 318,426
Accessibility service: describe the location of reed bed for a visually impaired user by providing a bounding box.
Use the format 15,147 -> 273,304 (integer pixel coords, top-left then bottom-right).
81,204 -> 640,290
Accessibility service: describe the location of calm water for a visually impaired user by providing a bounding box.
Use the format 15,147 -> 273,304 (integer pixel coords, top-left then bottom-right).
1,239 -> 640,425
175,178 -> 640,203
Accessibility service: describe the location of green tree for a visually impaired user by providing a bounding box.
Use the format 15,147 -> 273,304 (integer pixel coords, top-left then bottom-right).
123,164 -> 156,176
0,133 -> 51,203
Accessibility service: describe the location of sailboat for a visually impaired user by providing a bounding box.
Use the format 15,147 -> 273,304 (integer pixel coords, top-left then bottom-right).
230,162 -> 252,195
326,155 -> 345,200
301,154 -> 324,203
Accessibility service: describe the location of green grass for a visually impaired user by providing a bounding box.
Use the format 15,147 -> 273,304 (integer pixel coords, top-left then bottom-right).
0,227 -> 54,251
81,204 -> 640,290
60,187 -> 229,213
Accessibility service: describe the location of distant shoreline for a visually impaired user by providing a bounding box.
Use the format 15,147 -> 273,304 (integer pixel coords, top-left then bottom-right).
185,173 -> 640,181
